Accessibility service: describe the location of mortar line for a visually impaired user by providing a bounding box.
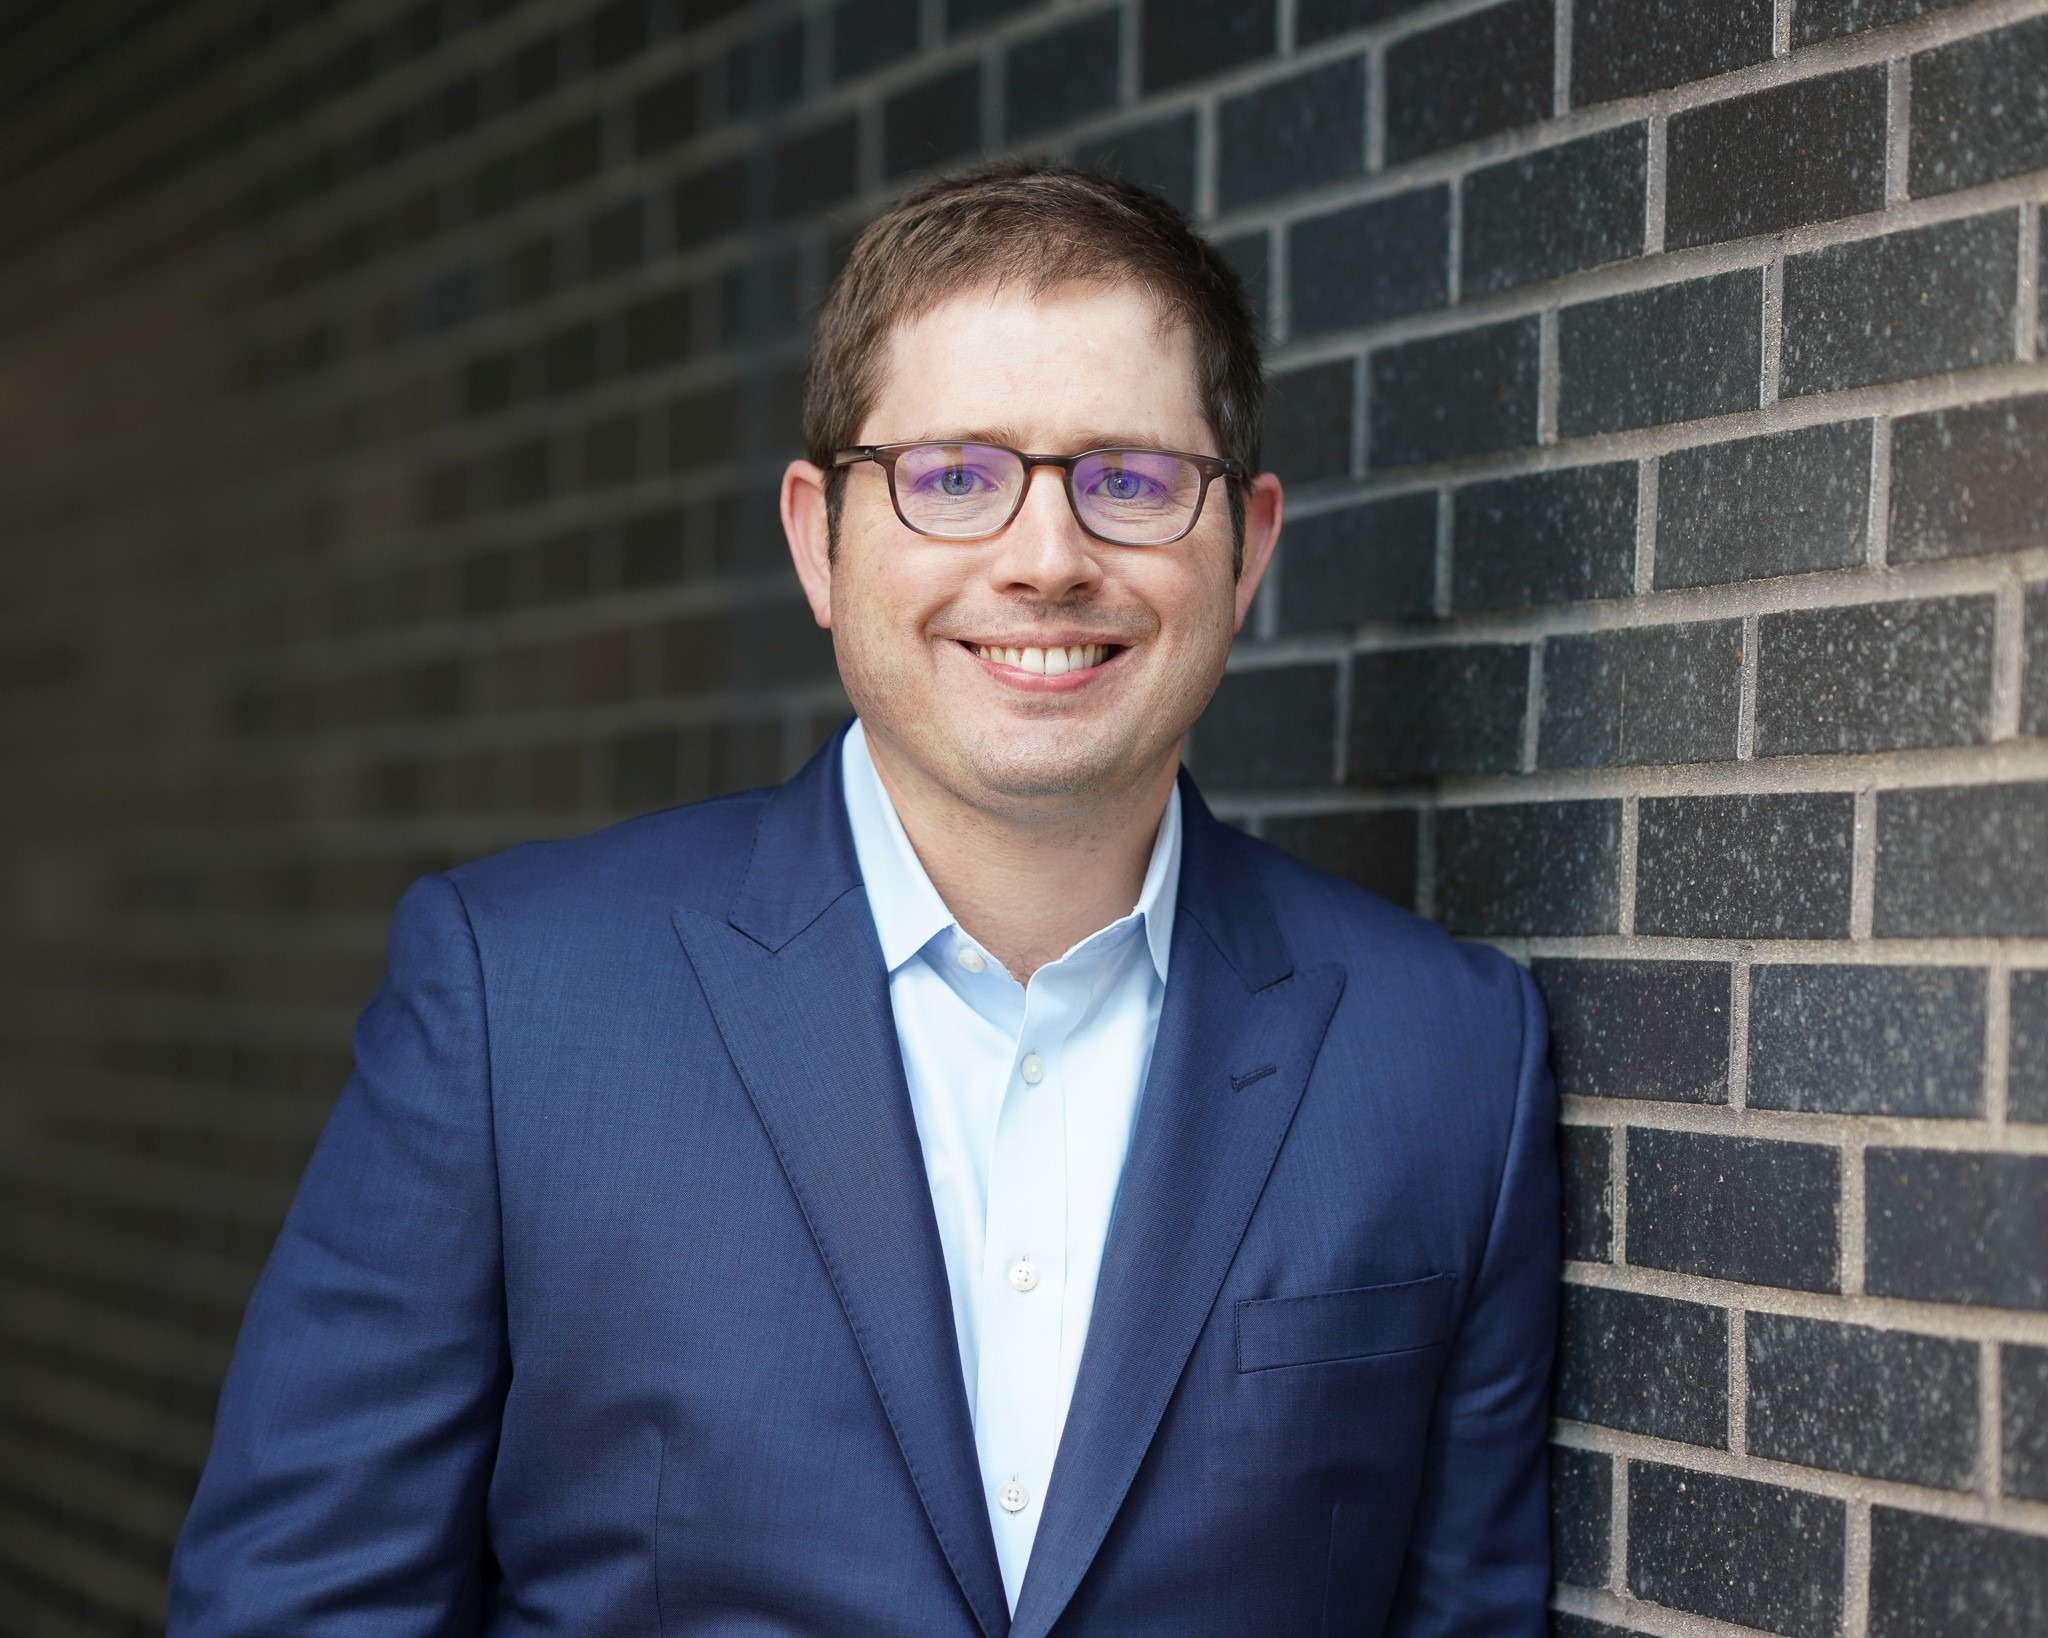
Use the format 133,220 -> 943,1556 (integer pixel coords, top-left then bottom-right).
1728,955 -> 1753,1108
1643,113 -> 1669,255
1841,1136 -> 1867,1296
1521,644 -> 1544,773
1736,613 -> 1760,760
1609,1453 -> 1630,1595
1554,0 -> 1573,118
1537,309 -> 1560,444
1414,806 -> 1436,921
1886,57 -> 1912,207
1610,1123 -> 1629,1267
1433,486 -> 1454,618
1986,953 -> 2011,1136
1729,1307 -> 1750,1456
2018,200 -> 2041,362
1760,257 -> 1785,407
1617,794 -> 1638,937
1365,44 -> 1386,172
980,44 -> 1003,154
1844,1498 -> 1873,1638
1850,786 -> 1878,939
1117,0 -> 1141,107
1992,569 -> 2026,741
1351,348 -> 1372,478
1866,414 -> 1894,567
1634,458 -> 1658,594
1773,0 -> 1794,56
1277,0 -> 1299,56
1985,1339 -> 2005,1500
1332,649 -> 1353,784
1446,181 -> 1464,305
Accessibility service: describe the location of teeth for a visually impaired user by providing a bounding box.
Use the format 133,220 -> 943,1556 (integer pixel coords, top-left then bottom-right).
971,643 -> 1110,671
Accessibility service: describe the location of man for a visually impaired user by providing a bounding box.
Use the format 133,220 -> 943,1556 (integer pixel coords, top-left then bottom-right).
171,164 -> 1558,1636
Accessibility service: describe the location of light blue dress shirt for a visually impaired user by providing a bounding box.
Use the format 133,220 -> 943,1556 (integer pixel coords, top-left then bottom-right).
840,719 -> 1181,1611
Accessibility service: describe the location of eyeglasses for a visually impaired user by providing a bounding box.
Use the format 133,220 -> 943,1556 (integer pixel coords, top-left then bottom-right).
832,441 -> 1246,546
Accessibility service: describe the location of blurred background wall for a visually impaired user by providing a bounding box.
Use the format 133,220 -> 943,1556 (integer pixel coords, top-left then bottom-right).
1,0 -> 2045,1632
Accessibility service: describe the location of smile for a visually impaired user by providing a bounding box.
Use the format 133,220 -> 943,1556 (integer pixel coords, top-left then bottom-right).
964,642 -> 1117,675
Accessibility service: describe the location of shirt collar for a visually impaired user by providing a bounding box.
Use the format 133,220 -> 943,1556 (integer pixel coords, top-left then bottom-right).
841,718 -> 1181,982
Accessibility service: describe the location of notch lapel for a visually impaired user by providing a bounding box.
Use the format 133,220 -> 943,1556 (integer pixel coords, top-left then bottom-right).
671,741 -> 1010,1638
1007,786 -> 1346,1638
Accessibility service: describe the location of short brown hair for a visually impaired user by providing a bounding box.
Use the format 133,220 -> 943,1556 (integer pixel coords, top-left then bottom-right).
802,162 -> 1264,554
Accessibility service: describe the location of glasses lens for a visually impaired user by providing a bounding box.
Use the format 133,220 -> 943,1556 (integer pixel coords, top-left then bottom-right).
1070,450 -> 1203,544
890,444 -> 1024,537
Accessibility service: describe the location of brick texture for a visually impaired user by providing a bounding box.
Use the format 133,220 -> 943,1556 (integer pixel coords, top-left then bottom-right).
2,0 -> 2044,1633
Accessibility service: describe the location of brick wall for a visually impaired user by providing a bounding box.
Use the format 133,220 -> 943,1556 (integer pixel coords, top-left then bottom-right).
0,0 -> 2044,1632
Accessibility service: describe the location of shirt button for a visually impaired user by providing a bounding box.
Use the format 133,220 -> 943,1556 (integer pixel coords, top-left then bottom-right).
1008,1259 -> 1038,1292
1020,1053 -> 1043,1084
956,946 -> 986,974
998,1481 -> 1030,1513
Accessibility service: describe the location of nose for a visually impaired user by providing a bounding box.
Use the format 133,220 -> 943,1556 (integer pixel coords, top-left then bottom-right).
984,464 -> 1104,601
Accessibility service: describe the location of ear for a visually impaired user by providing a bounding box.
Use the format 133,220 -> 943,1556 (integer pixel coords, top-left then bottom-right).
782,459 -> 833,628
1231,471 -> 1284,633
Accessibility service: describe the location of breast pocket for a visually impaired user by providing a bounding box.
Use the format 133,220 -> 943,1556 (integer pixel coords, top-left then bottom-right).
1235,1273 -> 1457,1372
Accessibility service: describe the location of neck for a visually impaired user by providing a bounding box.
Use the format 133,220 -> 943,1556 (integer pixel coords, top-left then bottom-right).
862,731 -> 1175,981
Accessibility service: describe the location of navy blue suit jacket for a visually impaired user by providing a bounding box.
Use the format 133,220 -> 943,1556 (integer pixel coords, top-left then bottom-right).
170,731 -> 1559,1636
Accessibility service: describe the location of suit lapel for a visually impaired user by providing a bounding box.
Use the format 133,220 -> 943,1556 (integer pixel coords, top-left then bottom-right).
1007,786 -> 1346,1638
671,738 -> 1010,1638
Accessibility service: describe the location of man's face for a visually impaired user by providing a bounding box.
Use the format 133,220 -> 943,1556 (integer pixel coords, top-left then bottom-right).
783,280 -> 1281,823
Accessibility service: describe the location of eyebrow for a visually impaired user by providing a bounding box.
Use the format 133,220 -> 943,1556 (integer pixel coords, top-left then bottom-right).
897,428 -> 1193,454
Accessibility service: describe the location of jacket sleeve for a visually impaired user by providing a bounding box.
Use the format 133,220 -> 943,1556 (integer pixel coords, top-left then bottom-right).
168,874 -> 509,1635
1384,956 -> 1561,1636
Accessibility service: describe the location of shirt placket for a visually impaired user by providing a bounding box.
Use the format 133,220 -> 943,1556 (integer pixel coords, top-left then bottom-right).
974,959 -> 1085,1597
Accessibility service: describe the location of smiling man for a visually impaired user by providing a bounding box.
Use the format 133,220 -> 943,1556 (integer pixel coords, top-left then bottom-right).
170,165 -> 1558,1638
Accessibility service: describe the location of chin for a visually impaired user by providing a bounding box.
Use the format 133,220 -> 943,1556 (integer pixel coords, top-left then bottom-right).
954,729 -> 1156,807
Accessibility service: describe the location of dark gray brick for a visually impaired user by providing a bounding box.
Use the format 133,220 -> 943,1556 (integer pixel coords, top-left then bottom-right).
2014,971 -> 2048,1126
1755,595 -> 1996,756
831,0 -> 920,82
1218,57 -> 1365,209
883,64 -> 981,179
1369,319 -> 1541,469
1656,422 -> 1871,589
1560,1125 -> 1614,1263
2026,582 -> 2048,738
1557,1285 -> 1729,1448
1628,1128 -> 1840,1292
1749,964 -> 1986,1118
1436,801 -> 1622,937
1453,464 -> 1638,611
1636,794 -> 1854,939
1461,126 -> 1647,298
1261,810 -> 1418,910
1910,16 -> 2048,197
1288,186 -> 1448,337
1298,0 -> 1436,45
1276,494 -> 1438,633
1889,393 -> 2048,563
1190,664 -> 1337,789
1666,68 -> 1887,250
1214,230 -> 1270,337
1004,11 -> 1120,142
1572,0 -> 1773,104
724,21 -> 806,122
1781,213 -> 2019,396
1075,112 -> 1198,216
1870,1509 -> 2048,1638
1538,620 -> 1743,768
1552,1446 -> 1612,1586
1266,360 -> 1355,485
772,116 -> 859,219
1866,1149 -> 2048,1311
1140,0 -> 1274,92
1748,1314 -> 1978,1488
625,289 -> 692,372
634,67 -> 698,154
1874,783 -> 2048,938
948,0 -> 1039,34
1558,270 -> 1762,436
2004,1343 -> 2048,1501
1531,959 -> 1731,1104
674,156 -> 749,248
1349,645 -> 1529,778
1628,1463 -> 1844,1638
1794,0 -> 1974,44
1385,0 -> 1551,163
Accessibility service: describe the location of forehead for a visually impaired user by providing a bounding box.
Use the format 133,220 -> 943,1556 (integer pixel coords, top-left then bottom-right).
860,280 -> 1208,449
